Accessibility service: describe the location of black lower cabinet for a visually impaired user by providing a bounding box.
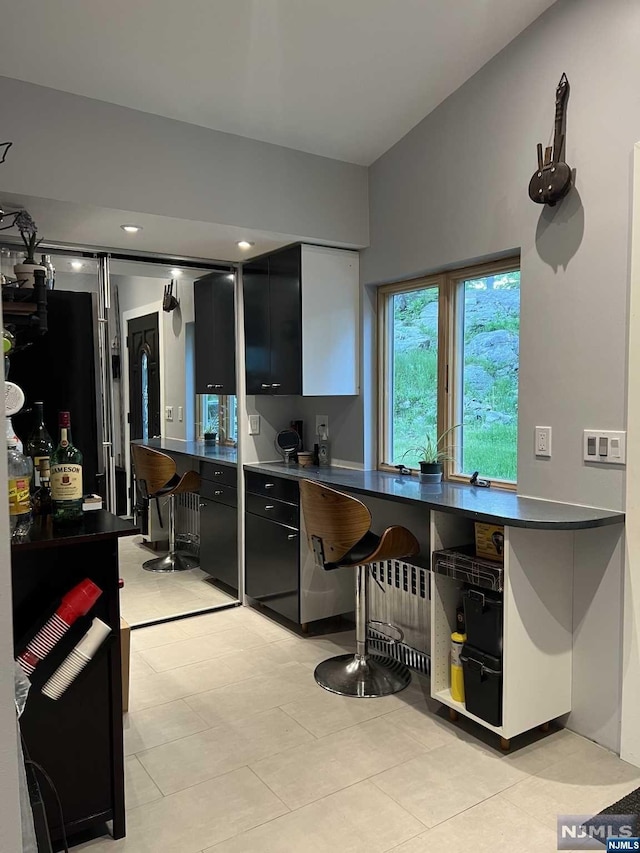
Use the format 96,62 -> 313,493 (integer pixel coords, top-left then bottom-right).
200,498 -> 238,593
245,513 -> 299,623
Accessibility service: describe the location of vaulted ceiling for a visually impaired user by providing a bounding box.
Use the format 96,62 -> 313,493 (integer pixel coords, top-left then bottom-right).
0,0 -> 556,165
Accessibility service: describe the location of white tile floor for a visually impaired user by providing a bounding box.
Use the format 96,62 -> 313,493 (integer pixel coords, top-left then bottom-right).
119,535 -> 237,626
75,604 -> 640,853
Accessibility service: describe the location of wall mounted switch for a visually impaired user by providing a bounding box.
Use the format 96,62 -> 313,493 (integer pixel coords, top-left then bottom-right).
248,414 -> 260,435
178,406 -> 184,422
535,426 -> 552,457
583,430 -> 626,465
165,405 -> 173,422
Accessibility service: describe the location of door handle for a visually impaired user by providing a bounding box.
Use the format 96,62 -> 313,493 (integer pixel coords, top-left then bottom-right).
287,534 -> 297,540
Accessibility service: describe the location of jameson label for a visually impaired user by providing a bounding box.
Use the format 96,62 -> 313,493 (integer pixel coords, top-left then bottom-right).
9,478 -> 30,515
50,464 -> 83,501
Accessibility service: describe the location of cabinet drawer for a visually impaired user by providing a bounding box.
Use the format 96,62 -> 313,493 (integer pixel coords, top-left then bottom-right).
245,471 -> 298,504
200,481 -> 237,507
200,461 -> 237,487
246,493 -> 299,527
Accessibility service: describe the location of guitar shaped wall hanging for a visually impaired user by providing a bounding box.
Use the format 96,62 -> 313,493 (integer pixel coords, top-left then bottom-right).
528,73 -> 572,207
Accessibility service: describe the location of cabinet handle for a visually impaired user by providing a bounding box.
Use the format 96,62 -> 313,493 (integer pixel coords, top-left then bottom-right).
264,505 -> 275,510
214,490 -> 223,496
199,502 -> 206,508
287,534 -> 297,540
271,383 -> 281,388
264,483 -> 275,489
261,383 -> 271,389
207,383 -> 223,389
214,471 -> 223,476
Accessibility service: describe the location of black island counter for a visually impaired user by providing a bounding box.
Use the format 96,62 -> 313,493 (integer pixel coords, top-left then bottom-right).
12,510 -> 138,846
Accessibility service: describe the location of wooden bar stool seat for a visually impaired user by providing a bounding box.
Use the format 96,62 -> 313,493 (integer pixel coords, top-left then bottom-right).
299,479 -> 420,698
130,444 -> 201,573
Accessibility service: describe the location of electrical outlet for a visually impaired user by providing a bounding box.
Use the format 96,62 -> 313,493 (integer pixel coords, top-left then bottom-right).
178,406 -> 183,422
248,414 -> 260,435
535,426 -> 552,457
316,415 -> 329,438
165,405 -> 173,422
583,430 -> 626,465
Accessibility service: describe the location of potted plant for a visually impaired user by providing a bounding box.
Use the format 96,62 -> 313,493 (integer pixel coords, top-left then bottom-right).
203,416 -> 218,445
404,424 -> 461,483
14,211 -> 45,287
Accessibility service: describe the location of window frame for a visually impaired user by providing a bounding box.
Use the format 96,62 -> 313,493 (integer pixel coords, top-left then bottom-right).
377,256 -> 520,490
195,394 -> 238,446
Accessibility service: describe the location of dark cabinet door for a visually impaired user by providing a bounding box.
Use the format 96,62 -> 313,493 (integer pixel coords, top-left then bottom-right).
194,272 -> 236,395
268,246 -> 302,395
243,257 -> 271,394
200,497 -> 238,592
245,514 -> 299,622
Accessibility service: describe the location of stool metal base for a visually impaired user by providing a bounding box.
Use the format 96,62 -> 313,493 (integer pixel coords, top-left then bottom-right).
314,653 -> 411,698
142,551 -> 200,573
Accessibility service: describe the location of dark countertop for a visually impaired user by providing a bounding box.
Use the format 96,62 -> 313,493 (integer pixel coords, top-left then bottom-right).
243,462 -> 625,530
136,437 -> 238,466
11,510 -> 139,551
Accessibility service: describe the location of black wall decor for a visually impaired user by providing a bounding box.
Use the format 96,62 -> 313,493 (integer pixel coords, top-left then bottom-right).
528,73 -> 572,207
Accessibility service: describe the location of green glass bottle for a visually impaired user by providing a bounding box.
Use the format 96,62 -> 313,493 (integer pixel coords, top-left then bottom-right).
50,411 -> 84,523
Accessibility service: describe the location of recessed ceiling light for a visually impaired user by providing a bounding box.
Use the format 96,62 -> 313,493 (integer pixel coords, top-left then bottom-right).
237,241 -> 255,250
170,268 -> 181,276
121,224 -> 142,233
71,261 -> 83,270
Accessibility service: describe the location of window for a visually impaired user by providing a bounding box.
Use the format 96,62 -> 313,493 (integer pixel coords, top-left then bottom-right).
378,258 -> 520,485
195,394 -> 238,445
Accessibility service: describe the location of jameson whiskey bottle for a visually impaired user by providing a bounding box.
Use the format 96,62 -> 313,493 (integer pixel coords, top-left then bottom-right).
26,402 -> 54,490
50,411 -> 83,523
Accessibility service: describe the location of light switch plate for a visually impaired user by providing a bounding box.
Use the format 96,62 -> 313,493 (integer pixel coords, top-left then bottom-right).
165,405 -> 173,422
535,426 -> 552,457
583,429 -> 626,465
178,406 -> 184,422
248,414 -> 260,435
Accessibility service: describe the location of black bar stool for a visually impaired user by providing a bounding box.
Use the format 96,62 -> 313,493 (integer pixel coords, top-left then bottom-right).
299,478 -> 420,698
130,444 -> 201,573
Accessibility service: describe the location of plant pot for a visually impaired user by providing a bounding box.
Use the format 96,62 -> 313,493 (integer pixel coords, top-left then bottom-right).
14,262 -> 45,288
203,432 -> 217,445
419,461 -> 443,483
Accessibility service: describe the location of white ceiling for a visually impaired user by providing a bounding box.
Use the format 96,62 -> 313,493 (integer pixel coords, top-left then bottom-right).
0,0 -> 556,165
0,193 -> 297,261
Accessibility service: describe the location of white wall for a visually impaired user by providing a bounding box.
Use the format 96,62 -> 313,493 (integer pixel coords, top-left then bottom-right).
360,0 -> 640,752
0,75 -> 368,249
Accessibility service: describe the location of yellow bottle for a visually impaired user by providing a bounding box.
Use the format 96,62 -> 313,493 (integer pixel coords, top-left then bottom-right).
451,631 -> 467,703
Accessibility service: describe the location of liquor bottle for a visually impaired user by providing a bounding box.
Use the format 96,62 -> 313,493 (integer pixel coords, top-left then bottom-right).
8,434 -> 33,540
5,414 -> 23,453
32,458 -> 52,517
50,411 -> 83,523
26,402 -> 54,489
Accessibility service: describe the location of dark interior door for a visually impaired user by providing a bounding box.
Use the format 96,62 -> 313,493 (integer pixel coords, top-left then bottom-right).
194,272 -> 236,395
128,313 -> 161,442
242,257 -> 271,394
269,246 -> 302,395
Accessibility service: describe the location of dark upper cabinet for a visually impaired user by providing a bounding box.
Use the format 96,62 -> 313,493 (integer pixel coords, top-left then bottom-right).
243,246 -> 301,395
242,256 -> 271,394
268,245 -> 302,395
243,243 -> 359,396
194,272 -> 236,395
